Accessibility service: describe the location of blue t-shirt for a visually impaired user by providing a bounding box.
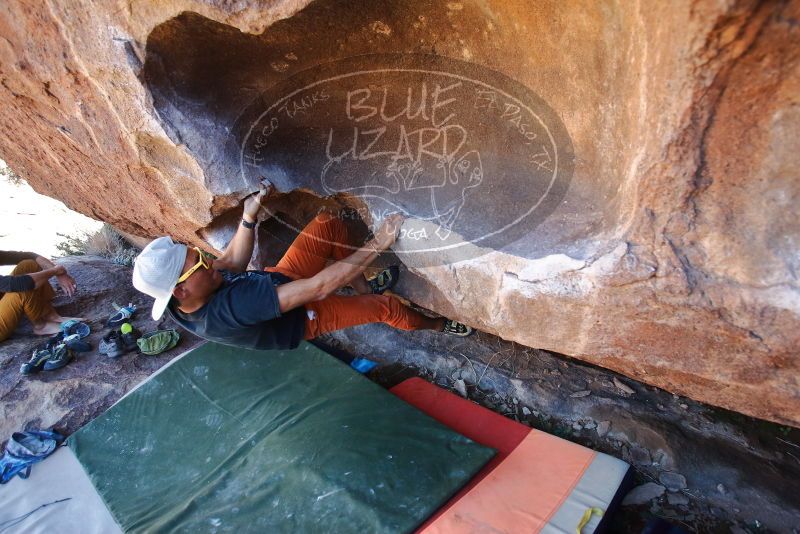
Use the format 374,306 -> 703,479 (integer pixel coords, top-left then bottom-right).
166,270 -> 306,350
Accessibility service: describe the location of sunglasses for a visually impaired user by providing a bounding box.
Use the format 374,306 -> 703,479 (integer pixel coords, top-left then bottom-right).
176,247 -> 212,284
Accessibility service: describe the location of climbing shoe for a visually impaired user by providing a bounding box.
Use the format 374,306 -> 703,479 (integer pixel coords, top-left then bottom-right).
43,332 -> 64,351
62,333 -> 91,353
20,348 -> 53,375
107,302 -> 136,328
120,323 -> 141,352
59,319 -> 90,339
369,266 -> 400,294
43,344 -> 74,371
99,331 -> 127,358
441,319 -> 474,337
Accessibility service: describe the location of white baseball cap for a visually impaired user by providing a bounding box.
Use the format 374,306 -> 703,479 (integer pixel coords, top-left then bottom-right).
132,237 -> 188,320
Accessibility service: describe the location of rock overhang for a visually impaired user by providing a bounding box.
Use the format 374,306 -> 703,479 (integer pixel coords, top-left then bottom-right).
0,0 -> 797,426
142,5 -> 639,267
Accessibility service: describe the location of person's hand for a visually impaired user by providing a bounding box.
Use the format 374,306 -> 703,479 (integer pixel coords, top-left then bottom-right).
371,213 -> 405,251
55,271 -> 77,297
243,180 -> 276,222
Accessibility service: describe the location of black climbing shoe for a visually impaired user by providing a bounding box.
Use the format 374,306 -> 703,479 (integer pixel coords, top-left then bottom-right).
120,326 -> 141,353
369,266 -> 400,294
43,344 -> 74,371
43,332 -> 65,351
441,319 -> 474,337
20,348 -> 52,375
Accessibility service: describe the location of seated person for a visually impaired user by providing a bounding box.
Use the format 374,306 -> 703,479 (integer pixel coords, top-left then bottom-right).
0,251 -> 78,342
132,186 -> 473,350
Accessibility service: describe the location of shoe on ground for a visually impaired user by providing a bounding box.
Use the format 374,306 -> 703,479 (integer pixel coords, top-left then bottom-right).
60,320 -> 90,339
43,332 -> 64,351
120,327 -> 141,352
20,348 -> 52,375
43,344 -> 74,371
63,333 -> 91,353
107,303 -> 136,328
99,331 -> 127,358
441,319 -> 474,337
369,266 -> 400,294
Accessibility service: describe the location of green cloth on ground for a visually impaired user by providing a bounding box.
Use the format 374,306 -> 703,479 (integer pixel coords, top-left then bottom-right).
68,342 -> 495,533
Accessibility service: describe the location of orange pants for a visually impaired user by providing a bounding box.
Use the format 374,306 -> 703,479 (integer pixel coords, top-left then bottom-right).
265,213 -> 431,339
0,259 -> 54,342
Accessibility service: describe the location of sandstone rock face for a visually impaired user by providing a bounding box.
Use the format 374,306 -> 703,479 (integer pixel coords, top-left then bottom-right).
0,1 -> 797,424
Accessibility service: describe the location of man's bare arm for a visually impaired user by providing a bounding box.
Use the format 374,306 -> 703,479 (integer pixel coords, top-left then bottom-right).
33,255 -> 76,296
275,214 -> 403,313
216,186 -> 271,272
28,264 -> 66,289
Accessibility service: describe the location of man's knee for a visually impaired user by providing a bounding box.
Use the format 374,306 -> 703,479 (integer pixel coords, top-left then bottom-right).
0,291 -> 25,310
0,292 -> 26,341
376,295 -> 406,321
11,259 -> 40,276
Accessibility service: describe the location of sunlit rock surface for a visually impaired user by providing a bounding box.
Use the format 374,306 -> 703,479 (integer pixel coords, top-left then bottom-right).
0,0 -> 797,425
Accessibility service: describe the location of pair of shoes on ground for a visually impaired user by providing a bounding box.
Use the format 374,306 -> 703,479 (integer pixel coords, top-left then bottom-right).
369,266 -> 475,337
0,429 -> 63,484
45,331 -> 91,353
20,337 -> 86,375
42,344 -> 73,371
99,324 -> 141,358
21,348 -> 51,374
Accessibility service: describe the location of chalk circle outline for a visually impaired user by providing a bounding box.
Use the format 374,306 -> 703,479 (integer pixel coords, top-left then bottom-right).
236,54 -> 573,255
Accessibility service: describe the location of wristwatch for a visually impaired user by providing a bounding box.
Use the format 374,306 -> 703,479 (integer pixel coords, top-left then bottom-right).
241,218 -> 256,229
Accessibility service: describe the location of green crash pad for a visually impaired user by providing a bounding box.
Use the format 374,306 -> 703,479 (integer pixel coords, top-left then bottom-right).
68,342 -> 495,533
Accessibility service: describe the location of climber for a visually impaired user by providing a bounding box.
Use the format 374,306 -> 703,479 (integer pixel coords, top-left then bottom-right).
131,185 -> 473,350
0,251 -> 79,342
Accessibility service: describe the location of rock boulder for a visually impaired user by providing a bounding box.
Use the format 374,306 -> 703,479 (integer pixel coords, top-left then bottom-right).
0,0 -> 797,425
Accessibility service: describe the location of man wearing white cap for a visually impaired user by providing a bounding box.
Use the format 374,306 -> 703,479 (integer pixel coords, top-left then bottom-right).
132,187 -> 473,351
